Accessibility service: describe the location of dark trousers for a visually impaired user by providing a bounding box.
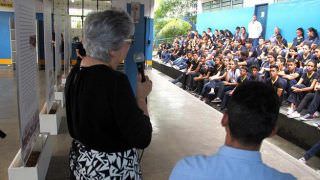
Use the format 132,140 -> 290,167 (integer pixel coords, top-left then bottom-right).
194,79 -> 205,94
296,93 -> 314,113
307,91 -> 320,114
287,84 -> 307,106
304,140 -> 320,160
172,73 -> 188,89
221,90 -> 232,109
286,79 -> 298,98
217,83 -> 236,99
187,72 -> 200,90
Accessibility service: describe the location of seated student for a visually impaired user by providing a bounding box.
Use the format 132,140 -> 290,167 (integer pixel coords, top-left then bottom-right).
292,28 -> 304,48
212,59 -> 240,103
286,47 -> 299,63
269,27 -> 281,45
200,56 -> 227,101
278,59 -> 303,97
220,66 -> 250,110
299,27 -> 319,47
170,82 -> 296,180
275,34 -> 288,49
287,61 -> 318,115
288,78 -> 320,119
171,53 -> 200,89
266,65 -> 284,102
260,52 -> 277,81
192,55 -> 214,94
255,37 -> 268,57
275,56 -> 288,90
187,55 -> 205,91
250,65 -> 263,82
172,52 -> 192,70
297,45 -> 312,67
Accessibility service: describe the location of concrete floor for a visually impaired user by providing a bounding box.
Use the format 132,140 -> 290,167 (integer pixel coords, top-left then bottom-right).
1,67 -> 320,179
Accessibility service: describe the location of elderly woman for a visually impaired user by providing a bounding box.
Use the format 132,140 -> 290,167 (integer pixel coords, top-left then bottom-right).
65,10 -> 153,179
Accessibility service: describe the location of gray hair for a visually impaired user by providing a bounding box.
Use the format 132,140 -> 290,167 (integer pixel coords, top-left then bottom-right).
83,9 -> 134,62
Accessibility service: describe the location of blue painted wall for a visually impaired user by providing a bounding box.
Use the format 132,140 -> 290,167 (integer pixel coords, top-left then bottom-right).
126,4 -> 145,95
197,7 -> 254,34
145,17 -> 154,60
265,0 -> 320,42
0,11 -> 14,59
197,0 -> 320,43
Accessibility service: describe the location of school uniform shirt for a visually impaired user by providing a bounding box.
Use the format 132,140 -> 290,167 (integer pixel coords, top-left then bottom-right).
284,68 -> 303,82
303,36 -> 319,46
250,74 -> 263,82
300,71 -> 319,87
237,75 -> 250,84
266,76 -> 284,93
292,36 -> 304,47
170,146 -> 295,180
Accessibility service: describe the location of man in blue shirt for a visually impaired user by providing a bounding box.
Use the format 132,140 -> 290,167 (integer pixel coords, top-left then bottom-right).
170,81 -> 296,180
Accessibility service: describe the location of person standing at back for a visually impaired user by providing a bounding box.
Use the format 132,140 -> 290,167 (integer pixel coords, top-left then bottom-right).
248,15 -> 263,48
170,81 -> 296,180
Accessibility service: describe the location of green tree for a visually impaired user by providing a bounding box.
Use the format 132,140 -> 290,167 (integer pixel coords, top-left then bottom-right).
156,18 -> 192,40
154,0 -> 197,37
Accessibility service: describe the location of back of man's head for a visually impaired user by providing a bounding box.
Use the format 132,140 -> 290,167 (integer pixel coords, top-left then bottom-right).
227,81 -> 280,146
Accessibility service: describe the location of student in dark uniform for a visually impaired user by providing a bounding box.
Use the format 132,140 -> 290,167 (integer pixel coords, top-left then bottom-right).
287,61 -> 318,116
266,65 -> 284,102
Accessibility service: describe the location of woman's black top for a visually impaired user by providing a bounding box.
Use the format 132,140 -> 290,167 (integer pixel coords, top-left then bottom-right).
65,65 -> 152,153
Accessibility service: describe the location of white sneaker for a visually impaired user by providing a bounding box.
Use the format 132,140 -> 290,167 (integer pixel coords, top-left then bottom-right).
173,65 -> 179,70
208,88 -> 215,95
287,108 -> 294,115
298,157 -> 307,164
288,111 -> 301,119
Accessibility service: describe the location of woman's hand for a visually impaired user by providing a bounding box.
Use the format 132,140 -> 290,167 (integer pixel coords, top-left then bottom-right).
136,74 -> 153,100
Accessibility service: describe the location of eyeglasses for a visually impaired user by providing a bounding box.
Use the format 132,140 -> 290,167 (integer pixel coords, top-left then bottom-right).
124,35 -> 135,45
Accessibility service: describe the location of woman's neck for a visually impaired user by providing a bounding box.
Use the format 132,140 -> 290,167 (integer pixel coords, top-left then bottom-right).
81,56 -> 114,70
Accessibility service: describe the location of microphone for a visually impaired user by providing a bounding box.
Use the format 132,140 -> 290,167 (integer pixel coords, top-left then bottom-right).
133,53 -> 146,82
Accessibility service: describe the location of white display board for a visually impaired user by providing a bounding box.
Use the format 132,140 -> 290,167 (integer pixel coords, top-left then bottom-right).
44,0 -> 54,112
64,15 -> 71,75
54,13 -> 62,84
13,0 -> 40,165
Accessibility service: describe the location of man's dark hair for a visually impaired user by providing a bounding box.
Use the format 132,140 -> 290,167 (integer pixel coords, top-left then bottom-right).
240,66 -> 248,72
287,58 -> 296,64
227,81 -> 280,146
236,26 -> 240,30
250,65 -> 259,71
270,64 -> 279,71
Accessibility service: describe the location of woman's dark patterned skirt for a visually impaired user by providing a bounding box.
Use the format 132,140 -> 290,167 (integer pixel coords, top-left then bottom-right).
69,140 -> 142,180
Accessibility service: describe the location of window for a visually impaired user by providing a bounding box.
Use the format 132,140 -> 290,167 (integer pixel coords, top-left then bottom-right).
221,0 -> 231,9
71,16 -> 82,29
202,0 -> 243,12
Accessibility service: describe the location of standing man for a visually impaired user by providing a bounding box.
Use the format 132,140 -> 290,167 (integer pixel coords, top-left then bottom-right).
248,15 -> 263,48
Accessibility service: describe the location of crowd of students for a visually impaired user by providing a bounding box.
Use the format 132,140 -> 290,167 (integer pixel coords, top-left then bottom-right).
157,25 -> 320,121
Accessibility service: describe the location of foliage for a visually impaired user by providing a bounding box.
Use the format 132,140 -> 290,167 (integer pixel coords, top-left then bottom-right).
156,18 -> 192,39
154,0 -> 197,38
